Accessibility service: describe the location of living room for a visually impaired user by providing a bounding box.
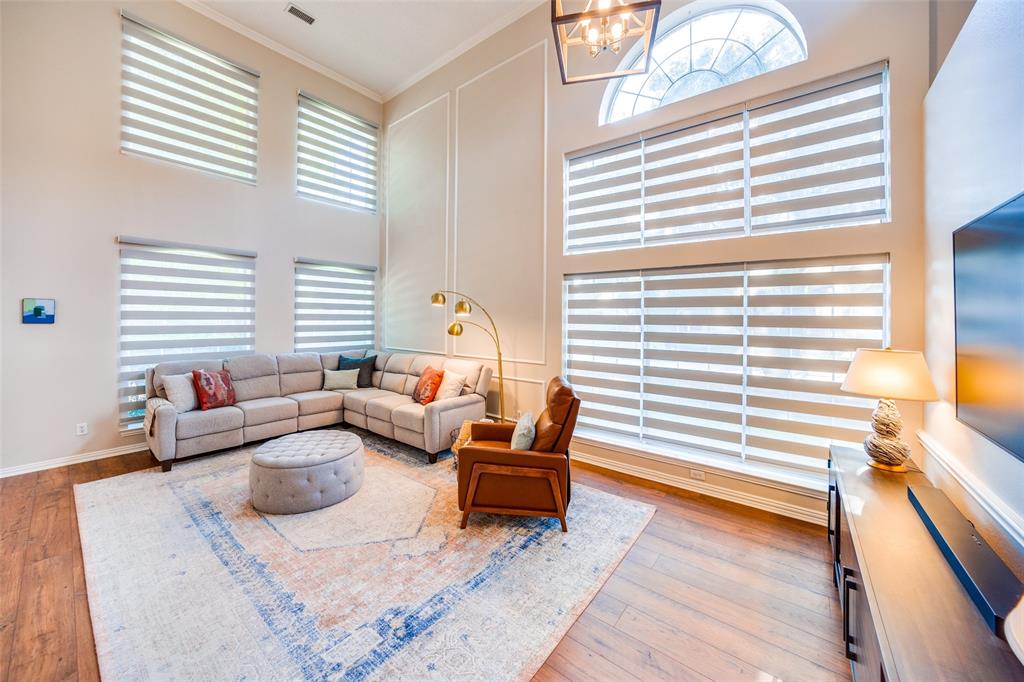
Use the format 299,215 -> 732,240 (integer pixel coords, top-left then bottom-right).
1,0 -> 1022,679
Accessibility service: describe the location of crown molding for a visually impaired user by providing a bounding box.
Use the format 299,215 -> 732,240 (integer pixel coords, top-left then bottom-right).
382,0 -> 546,101
176,0 -> 384,103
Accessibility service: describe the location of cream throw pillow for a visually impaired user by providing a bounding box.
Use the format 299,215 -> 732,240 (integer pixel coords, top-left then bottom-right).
510,412 -> 536,450
162,373 -> 197,413
324,368 -> 360,391
434,371 -> 467,401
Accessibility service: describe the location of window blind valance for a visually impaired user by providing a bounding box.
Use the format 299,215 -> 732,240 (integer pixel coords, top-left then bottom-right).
564,253 -> 889,476
120,13 -> 259,183
566,64 -> 889,254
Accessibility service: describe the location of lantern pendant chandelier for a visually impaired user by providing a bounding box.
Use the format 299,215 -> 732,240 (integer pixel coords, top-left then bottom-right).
551,0 -> 661,85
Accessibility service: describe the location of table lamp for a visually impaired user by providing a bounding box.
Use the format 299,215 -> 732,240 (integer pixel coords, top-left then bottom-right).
841,348 -> 938,472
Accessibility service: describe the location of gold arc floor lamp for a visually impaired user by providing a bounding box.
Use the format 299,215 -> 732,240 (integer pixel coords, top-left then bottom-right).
430,291 -> 506,423
840,347 -> 939,472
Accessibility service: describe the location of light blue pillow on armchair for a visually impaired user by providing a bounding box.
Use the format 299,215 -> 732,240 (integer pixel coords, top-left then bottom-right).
510,412 -> 535,450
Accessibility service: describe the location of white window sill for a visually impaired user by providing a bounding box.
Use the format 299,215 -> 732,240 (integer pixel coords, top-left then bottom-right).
570,427 -> 828,497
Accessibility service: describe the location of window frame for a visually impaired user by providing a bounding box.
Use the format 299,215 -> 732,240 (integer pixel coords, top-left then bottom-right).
117,236 -> 257,433
566,62 -> 891,255
119,11 -> 260,184
293,257 -> 377,354
600,3 -> 808,125
295,91 -> 380,214
562,253 -> 891,486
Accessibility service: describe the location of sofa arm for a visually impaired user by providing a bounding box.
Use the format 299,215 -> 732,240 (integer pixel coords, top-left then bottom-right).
423,394 -> 486,454
145,398 -> 177,462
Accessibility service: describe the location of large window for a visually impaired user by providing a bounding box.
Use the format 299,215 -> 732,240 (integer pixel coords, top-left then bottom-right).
567,64 -> 889,253
293,259 -> 376,353
603,5 -> 806,124
564,254 -> 889,480
296,92 -> 379,212
118,239 -> 256,431
120,13 -> 259,183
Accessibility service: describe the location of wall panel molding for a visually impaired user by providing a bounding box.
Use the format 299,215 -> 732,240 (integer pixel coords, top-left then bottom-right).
452,41 -> 548,365
384,92 -> 450,354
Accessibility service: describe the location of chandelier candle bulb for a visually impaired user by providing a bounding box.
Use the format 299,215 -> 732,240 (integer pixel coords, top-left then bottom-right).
551,0 -> 661,84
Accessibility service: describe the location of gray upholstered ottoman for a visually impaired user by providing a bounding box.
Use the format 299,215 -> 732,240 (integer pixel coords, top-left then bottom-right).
249,431 -> 364,515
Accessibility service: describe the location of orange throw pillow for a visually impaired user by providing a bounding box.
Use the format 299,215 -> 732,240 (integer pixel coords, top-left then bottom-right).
412,367 -> 445,405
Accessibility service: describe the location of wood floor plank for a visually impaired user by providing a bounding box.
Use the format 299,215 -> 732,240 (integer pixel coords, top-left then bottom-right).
614,558 -> 848,672
584,592 -> 628,626
75,593 -> 100,682
25,487 -> 72,564
0,544 -> 27,682
8,553 -> 77,682
615,604 -> 779,681
637,526 -> 836,609
567,612 -> 712,681
531,662 -> 572,682
548,626 -> 642,682
646,512 -> 834,592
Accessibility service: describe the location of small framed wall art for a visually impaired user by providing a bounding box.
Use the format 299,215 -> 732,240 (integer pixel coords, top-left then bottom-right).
22,298 -> 55,324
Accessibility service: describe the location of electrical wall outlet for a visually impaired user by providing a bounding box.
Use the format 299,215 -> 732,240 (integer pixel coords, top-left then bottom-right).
689,469 -> 706,481
76,422 -> 89,436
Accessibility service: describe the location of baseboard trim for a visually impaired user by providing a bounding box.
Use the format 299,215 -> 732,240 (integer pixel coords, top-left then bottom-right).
0,443 -> 150,479
571,450 -> 827,526
917,430 -> 1024,552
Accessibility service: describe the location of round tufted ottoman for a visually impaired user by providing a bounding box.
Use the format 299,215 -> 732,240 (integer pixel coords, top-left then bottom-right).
249,431 -> 364,515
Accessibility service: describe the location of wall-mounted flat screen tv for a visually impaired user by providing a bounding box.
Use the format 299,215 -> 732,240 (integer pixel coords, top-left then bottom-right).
953,192 -> 1024,462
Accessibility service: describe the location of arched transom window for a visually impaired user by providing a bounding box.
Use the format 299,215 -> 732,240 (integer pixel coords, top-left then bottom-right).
603,5 -> 807,124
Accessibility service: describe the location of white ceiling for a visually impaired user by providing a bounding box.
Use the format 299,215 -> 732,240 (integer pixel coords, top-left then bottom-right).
190,0 -> 543,101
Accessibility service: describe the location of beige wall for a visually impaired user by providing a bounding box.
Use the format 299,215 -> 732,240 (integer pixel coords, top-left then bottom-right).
0,1 -> 382,473
922,0 -> 1024,561
383,0 -> 931,517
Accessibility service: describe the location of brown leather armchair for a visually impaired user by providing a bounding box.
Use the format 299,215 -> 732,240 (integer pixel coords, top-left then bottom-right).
457,377 -> 581,531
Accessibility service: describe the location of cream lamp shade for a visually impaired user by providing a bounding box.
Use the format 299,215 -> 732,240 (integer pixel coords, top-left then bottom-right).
841,349 -> 938,402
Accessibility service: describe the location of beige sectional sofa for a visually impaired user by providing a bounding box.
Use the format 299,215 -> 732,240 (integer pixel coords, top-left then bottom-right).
144,350 -> 492,470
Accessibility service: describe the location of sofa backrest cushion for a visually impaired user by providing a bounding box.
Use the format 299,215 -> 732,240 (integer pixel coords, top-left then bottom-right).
442,358 -> 489,397
380,353 -> 415,393
148,359 -> 224,399
371,351 -> 393,388
319,349 -> 367,371
277,353 -> 323,395
225,353 -> 280,401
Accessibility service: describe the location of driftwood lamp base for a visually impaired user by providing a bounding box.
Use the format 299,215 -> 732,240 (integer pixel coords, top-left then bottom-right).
863,398 -> 912,472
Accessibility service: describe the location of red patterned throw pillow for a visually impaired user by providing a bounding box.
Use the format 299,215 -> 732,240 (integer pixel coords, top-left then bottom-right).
412,366 -> 445,405
191,369 -> 236,410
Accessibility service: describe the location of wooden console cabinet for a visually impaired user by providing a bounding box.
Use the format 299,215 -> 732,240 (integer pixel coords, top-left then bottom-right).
828,445 -> 1023,681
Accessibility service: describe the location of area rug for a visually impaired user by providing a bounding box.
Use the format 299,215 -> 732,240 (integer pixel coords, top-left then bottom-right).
75,429 -> 653,681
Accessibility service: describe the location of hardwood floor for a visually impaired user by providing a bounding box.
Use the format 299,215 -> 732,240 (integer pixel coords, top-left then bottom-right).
0,452 -> 847,682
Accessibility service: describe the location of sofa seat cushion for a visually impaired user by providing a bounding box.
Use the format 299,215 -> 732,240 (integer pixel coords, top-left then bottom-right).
236,397 -> 299,426
343,388 -> 392,415
391,402 -> 425,433
176,406 -> 243,439
366,393 -> 414,422
287,390 -> 344,416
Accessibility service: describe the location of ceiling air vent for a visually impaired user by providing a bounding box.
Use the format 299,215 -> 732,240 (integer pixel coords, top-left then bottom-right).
285,3 -> 315,25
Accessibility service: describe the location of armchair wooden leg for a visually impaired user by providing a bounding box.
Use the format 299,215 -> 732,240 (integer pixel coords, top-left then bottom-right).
546,472 -> 568,532
461,466 -> 484,529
